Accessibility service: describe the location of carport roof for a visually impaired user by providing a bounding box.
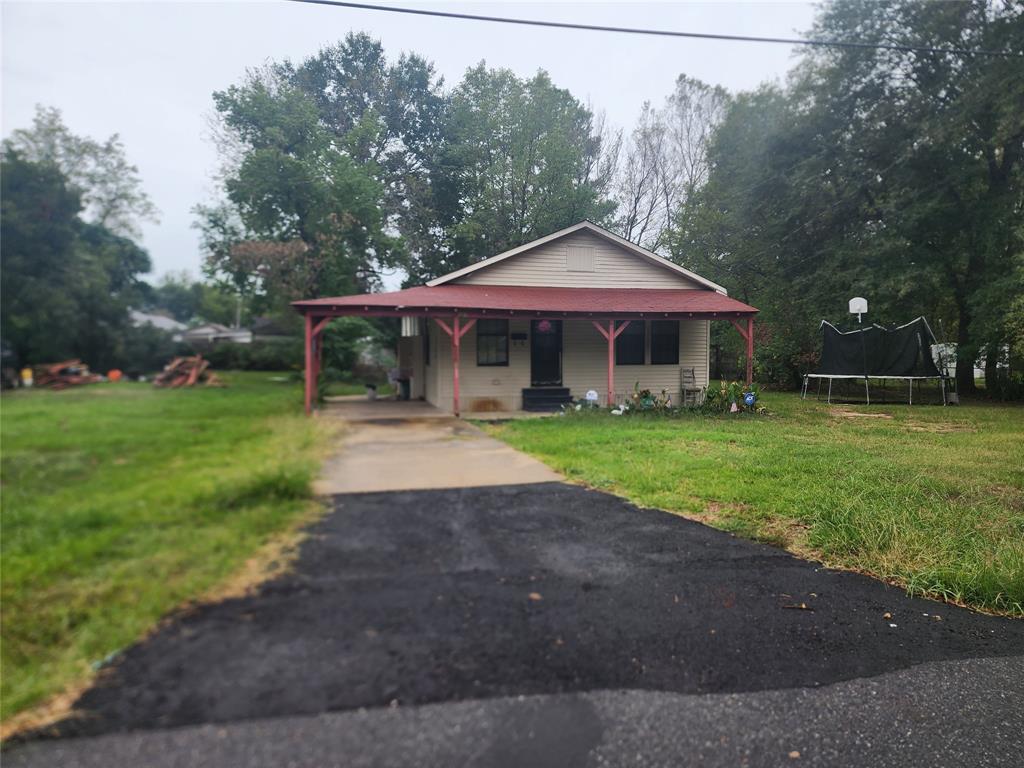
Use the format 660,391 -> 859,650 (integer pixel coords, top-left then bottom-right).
292,284 -> 758,318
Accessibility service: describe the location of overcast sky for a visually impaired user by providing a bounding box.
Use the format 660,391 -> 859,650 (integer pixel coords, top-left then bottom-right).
2,1 -> 817,284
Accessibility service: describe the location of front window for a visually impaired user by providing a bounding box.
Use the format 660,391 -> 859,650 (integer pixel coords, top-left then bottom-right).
476,319 -> 509,366
615,321 -> 645,365
650,320 -> 679,365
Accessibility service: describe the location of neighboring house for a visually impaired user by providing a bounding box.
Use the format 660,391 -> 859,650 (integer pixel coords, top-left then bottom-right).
932,342 -> 1008,379
130,309 -> 187,341
182,323 -> 253,346
251,316 -> 299,343
293,221 -> 758,415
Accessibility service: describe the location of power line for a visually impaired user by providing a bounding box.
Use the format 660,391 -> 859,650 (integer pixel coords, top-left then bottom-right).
283,0 -> 1023,58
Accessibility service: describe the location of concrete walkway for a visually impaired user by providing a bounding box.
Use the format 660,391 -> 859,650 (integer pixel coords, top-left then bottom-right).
313,399 -> 562,494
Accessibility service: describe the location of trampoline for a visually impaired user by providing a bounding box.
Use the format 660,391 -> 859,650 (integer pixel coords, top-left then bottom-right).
802,317 -> 949,405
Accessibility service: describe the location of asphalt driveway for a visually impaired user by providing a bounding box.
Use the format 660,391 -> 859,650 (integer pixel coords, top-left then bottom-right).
9,482 -> 1024,767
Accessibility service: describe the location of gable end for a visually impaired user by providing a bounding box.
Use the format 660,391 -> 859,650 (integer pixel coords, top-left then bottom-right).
428,221 -> 726,294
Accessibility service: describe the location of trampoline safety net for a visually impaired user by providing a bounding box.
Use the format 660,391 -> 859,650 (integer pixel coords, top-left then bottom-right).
803,317 -> 948,405
818,317 -> 942,378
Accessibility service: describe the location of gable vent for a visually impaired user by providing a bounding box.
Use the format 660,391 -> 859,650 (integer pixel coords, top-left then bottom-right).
566,246 -> 596,272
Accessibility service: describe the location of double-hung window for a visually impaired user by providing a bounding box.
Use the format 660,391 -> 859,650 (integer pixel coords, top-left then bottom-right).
650,320 -> 680,365
476,319 -> 509,366
615,321 -> 645,365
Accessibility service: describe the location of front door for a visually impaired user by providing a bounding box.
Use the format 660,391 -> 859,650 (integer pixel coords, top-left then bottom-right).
530,320 -> 562,386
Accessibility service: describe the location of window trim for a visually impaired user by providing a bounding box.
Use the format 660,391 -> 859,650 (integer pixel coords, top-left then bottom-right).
650,320 -> 680,365
476,318 -> 510,367
615,320 -> 646,366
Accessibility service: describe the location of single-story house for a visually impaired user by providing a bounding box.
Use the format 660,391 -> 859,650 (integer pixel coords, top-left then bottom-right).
182,323 -> 253,346
130,309 -> 187,341
251,316 -> 300,343
293,221 -> 758,415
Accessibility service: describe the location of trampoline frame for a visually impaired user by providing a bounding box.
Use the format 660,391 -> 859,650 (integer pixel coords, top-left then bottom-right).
801,374 -> 948,406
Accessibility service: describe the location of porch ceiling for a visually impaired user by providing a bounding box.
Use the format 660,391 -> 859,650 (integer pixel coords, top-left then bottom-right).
292,284 -> 758,319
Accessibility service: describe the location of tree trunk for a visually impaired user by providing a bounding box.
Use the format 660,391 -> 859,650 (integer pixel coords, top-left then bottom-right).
983,342 -> 1000,397
955,310 -> 977,395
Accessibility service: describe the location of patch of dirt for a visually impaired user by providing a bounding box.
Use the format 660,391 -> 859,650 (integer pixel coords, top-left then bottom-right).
0,684 -> 89,742
831,408 -> 894,420
903,421 -> 976,434
760,517 -> 814,555
202,503 -> 324,603
690,500 -> 751,526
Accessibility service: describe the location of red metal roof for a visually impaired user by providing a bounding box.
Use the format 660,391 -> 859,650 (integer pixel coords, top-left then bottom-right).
293,284 -> 757,317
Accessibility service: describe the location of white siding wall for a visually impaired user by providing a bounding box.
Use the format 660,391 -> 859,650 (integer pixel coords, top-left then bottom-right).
455,231 -> 702,289
423,319 -> 440,405
397,319 -> 427,399
424,318 -> 710,412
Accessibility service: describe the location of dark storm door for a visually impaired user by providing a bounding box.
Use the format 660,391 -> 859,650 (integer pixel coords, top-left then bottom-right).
530,320 -> 563,386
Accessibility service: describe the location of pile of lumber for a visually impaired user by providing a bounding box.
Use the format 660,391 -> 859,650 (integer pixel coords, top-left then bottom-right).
33,360 -> 102,390
153,356 -> 224,388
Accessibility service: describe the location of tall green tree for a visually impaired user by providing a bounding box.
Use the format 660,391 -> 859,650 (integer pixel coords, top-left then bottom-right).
673,1 -> 1023,391
201,33 -> 448,306
5,106 -> 158,238
201,36 -> 618,293
203,69 -> 399,308
422,65 -> 617,281
1,151 -> 151,368
284,33 -> 454,275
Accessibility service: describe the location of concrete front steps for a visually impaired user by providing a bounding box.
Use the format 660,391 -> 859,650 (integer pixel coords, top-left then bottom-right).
521,387 -> 574,412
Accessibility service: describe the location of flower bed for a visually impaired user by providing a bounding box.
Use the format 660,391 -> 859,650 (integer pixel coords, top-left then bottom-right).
561,381 -> 767,417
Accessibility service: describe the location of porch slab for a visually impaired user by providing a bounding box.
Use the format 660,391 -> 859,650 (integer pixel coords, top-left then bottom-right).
314,399 -> 562,494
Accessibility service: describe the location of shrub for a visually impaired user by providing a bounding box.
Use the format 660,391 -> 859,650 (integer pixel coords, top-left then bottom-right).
702,380 -> 764,414
199,340 -> 302,371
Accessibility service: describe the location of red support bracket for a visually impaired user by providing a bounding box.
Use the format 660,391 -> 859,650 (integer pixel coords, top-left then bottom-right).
313,316 -> 332,337
726,316 -> 755,385
434,317 -> 454,337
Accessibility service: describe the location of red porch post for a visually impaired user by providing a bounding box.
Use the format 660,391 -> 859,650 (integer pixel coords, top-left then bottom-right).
435,316 -> 476,416
591,319 -> 631,407
303,313 -> 314,415
302,315 -> 334,416
746,316 -> 754,387
729,316 -> 755,388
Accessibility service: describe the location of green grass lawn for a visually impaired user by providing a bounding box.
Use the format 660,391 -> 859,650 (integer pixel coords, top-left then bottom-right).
485,393 -> 1024,616
1,373 -> 330,724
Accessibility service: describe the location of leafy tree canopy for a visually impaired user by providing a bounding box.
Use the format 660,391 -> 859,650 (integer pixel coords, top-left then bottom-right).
673,0 -> 1023,391
5,105 -> 158,238
199,34 -> 618,295
1,150 -> 152,369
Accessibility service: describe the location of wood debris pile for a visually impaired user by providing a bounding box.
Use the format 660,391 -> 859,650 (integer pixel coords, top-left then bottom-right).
33,360 -> 102,389
153,356 -> 225,388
